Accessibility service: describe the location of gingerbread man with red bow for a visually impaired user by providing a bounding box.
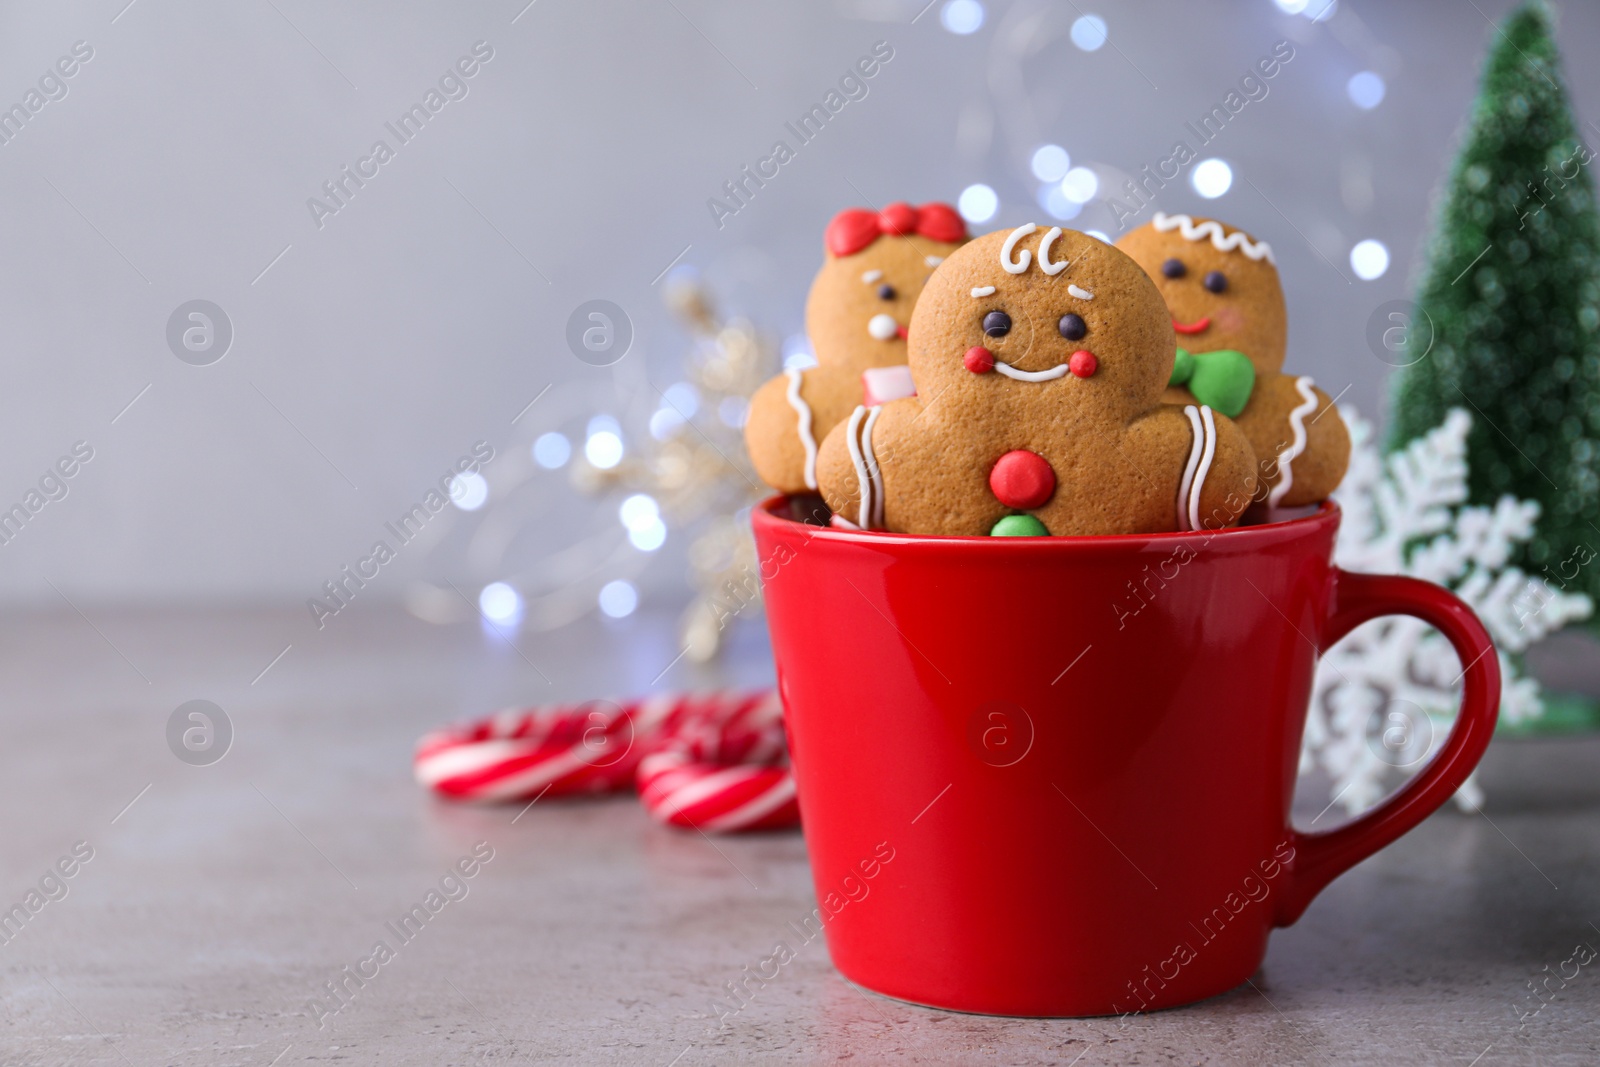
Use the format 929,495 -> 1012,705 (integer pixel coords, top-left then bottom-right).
816,224 -> 1258,536
744,202 -> 967,495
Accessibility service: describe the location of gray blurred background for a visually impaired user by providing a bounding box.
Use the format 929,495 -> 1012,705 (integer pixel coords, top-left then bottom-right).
0,0 -> 1594,609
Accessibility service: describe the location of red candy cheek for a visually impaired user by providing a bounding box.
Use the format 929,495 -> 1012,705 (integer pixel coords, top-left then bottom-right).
1069,350 -> 1098,378
989,449 -> 1056,510
964,346 -> 995,374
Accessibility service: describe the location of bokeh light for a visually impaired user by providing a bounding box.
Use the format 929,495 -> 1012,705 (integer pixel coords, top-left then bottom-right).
478,582 -> 522,624
1347,71 -> 1386,109
1191,158 -> 1233,198
1351,238 -> 1390,280
958,183 -> 998,223
448,471 -> 488,511
940,0 -> 984,35
533,432 -> 571,469
1030,144 -> 1071,182
598,580 -> 638,618
1070,15 -> 1107,51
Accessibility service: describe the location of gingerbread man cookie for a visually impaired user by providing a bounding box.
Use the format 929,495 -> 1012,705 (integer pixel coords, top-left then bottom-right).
744,202 -> 967,494
1116,213 -> 1349,508
815,224 -> 1258,537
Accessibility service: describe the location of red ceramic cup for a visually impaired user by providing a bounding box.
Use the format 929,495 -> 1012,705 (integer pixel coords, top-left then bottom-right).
752,498 -> 1500,1017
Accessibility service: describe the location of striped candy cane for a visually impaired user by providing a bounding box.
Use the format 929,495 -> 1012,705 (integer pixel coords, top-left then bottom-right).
414,690 -> 797,833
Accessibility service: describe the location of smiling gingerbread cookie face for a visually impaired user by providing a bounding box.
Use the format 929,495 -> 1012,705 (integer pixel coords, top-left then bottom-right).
744,202 -> 967,495
815,224 -> 1260,537
1116,213 -> 1286,376
1117,213 -> 1349,509
907,225 -> 1174,422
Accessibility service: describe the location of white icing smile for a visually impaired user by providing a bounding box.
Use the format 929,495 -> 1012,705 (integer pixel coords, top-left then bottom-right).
992,360 -> 1070,383
1068,284 -> 1093,300
867,313 -> 900,341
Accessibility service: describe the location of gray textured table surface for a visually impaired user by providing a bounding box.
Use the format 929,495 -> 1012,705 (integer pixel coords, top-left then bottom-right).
1,606 -> 1595,1066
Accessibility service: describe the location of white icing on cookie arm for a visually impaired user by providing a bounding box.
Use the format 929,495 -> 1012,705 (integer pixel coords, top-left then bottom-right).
1268,376 -> 1321,508
1177,405 -> 1204,532
784,367 -> 819,490
1189,405 -> 1219,531
844,405 -> 886,530
1176,405 -> 1219,531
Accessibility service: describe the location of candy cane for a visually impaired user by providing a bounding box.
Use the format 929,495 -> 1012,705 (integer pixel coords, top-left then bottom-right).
413,690 -> 797,833
638,691 -> 797,832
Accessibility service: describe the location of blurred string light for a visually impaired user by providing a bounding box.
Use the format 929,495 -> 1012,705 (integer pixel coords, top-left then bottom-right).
940,0 -> 984,35
1069,14 -> 1107,52
478,581 -> 523,625
1350,239 -> 1389,280
1030,144 -> 1071,182
649,381 -> 700,440
782,333 -> 817,370
448,471 -> 489,511
1347,71 -> 1385,109
958,183 -> 999,223
1274,0 -> 1336,19
1037,183 -> 1082,221
598,579 -> 638,618
619,493 -> 667,552
532,432 -> 571,469
1191,158 -> 1233,199
584,414 -> 624,469
1060,166 -> 1099,204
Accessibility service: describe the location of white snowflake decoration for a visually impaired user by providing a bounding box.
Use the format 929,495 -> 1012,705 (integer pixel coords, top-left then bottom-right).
1305,408 -> 1592,816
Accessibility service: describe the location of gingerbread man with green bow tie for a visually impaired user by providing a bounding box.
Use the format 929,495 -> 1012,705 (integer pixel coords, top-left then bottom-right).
1117,213 -> 1350,509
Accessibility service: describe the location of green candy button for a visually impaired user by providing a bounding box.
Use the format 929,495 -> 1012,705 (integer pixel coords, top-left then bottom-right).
991,514 -> 1049,537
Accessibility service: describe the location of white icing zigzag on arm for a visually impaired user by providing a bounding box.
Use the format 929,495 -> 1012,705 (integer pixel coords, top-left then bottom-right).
1269,376 -> 1320,508
1152,212 -> 1275,264
784,367 -> 819,490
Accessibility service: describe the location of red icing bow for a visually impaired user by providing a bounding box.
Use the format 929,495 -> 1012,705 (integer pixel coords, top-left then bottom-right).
825,201 -> 967,257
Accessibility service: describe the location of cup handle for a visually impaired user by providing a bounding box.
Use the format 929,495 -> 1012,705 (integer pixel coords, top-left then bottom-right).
1273,568 -> 1501,927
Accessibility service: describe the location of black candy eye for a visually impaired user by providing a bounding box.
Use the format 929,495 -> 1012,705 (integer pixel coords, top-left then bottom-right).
1162,258 -> 1186,279
877,284 -> 896,300
1058,313 -> 1087,341
982,310 -> 1011,337
1203,270 -> 1227,293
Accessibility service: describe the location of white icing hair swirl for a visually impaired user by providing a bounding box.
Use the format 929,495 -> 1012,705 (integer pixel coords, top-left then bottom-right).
1152,212 -> 1275,264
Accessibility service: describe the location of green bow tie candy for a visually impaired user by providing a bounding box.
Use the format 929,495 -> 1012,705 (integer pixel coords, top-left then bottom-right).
1169,347 -> 1255,418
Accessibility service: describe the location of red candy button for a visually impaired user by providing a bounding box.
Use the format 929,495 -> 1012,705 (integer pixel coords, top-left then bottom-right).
964,346 -> 995,374
989,450 -> 1056,510
1069,350 -> 1098,378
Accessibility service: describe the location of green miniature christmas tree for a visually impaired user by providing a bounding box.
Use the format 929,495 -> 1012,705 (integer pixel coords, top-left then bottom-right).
1387,1 -> 1600,624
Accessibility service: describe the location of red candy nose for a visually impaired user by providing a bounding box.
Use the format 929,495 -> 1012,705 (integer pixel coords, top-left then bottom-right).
1069,349 -> 1098,378
989,449 -> 1056,510
964,346 -> 995,373
896,325 -> 909,340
